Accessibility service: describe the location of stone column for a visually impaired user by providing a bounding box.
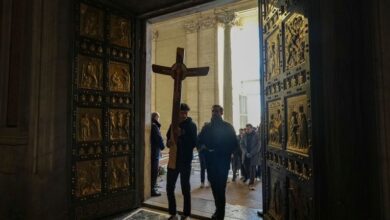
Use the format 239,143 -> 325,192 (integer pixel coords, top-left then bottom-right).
183,20 -> 200,125
216,11 -> 237,124
151,30 -> 158,111
198,16 -> 218,127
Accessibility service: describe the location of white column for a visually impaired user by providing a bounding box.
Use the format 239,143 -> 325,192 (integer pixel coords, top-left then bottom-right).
183,20 -> 200,125
216,11 -> 237,124
198,16 -> 218,126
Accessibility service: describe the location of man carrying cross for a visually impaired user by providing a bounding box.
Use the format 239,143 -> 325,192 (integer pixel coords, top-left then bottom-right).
166,103 -> 197,219
152,48 -> 209,219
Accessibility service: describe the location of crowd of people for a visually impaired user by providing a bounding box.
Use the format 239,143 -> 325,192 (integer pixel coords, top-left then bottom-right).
150,103 -> 263,220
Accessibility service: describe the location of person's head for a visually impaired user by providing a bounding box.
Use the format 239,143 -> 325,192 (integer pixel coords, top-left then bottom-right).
151,112 -> 160,122
211,105 -> 223,120
179,103 -> 190,121
245,123 -> 254,134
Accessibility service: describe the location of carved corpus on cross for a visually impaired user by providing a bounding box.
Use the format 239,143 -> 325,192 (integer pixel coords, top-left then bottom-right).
152,47 -> 209,169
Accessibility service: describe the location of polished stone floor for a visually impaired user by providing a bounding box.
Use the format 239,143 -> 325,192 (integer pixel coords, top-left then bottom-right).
143,151 -> 263,219
105,151 -> 263,219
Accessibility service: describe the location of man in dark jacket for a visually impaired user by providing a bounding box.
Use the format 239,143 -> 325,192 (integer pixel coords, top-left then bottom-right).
242,123 -> 261,190
198,105 -> 238,220
150,112 -> 164,196
166,103 -> 197,220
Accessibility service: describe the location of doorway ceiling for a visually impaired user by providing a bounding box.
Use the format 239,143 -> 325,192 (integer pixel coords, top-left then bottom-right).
109,0 -> 215,16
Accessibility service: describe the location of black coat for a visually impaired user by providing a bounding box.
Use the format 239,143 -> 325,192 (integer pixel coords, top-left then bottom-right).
166,117 -> 197,167
198,118 -> 238,165
151,119 -> 164,160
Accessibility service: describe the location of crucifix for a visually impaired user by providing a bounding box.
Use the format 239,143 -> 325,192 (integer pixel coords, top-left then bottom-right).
152,47 -> 209,169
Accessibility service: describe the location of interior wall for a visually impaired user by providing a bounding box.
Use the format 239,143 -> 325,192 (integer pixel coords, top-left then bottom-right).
151,12 -> 219,135
0,0 -> 72,219
26,0 -> 72,218
0,0 -> 31,218
375,0 -> 390,218
310,0 -> 388,218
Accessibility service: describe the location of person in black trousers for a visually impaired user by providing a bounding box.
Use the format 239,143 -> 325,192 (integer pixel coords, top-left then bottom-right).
166,103 -> 197,220
150,112 -> 165,196
198,105 -> 238,220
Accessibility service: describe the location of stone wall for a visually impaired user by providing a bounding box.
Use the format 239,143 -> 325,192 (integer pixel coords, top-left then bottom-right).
151,12 -> 219,135
0,0 -> 72,218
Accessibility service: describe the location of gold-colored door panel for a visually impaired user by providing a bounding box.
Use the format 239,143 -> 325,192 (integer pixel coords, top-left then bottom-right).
109,109 -> 131,140
77,55 -> 103,90
267,100 -> 283,148
80,3 -> 104,40
284,14 -> 309,71
75,160 -> 102,198
76,108 -> 103,142
261,0 -> 313,219
71,1 -> 136,218
109,62 -> 131,93
286,94 -> 309,155
110,15 -> 131,48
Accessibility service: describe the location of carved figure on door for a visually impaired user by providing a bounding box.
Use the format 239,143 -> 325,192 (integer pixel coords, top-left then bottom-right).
297,105 -> 308,148
286,15 -> 306,69
288,111 -> 299,147
80,113 -> 91,141
109,63 -> 130,92
80,4 -> 103,39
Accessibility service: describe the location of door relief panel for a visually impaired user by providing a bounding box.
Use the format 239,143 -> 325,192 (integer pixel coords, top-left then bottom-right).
71,1 -> 136,218
284,14 -> 308,71
80,3 -> 104,40
75,160 -> 102,198
267,100 -> 283,148
265,28 -> 282,82
261,0 -> 313,219
286,94 -> 310,155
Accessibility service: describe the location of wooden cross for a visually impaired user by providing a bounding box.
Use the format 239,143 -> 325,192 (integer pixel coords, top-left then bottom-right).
152,47 -> 209,169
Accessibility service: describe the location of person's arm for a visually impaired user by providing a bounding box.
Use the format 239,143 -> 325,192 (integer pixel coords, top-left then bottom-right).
197,125 -> 206,147
240,135 -> 247,155
166,125 -> 172,148
190,123 -> 198,150
249,134 -> 260,157
154,126 -> 165,150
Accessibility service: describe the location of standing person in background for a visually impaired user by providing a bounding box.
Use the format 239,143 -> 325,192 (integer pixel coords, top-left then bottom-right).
241,123 -> 261,190
238,128 -> 248,181
166,103 -> 197,220
197,122 -> 209,188
198,105 -> 238,220
232,129 -> 243,182
255,124 -> 264,181
150,112 -> 165,197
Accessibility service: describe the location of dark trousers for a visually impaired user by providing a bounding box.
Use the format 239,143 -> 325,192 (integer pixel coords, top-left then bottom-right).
199,152 -> 207,183
151,158 -> 159,191
205,152 -> 230,220
244,157 -> 251,180
166,166 -> 191,216
241,160 -> 247,178
249,165 -> 256,185
256,165 -> 262,179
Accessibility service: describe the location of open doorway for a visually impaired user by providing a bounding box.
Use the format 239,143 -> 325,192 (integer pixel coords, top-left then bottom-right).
144,0 -> 262,219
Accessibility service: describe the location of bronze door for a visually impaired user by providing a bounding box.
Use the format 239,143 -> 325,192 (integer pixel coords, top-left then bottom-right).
70,1 -> 137,218
260,0 -> 313,219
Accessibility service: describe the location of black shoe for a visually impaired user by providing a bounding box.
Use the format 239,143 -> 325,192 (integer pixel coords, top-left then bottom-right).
151,190 -> 161,197
257,210 -> 263,217
168,215 -> 179,220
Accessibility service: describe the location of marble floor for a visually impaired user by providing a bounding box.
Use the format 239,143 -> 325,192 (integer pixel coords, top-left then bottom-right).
104,151 -> 263,220
143,151 -> 263,220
